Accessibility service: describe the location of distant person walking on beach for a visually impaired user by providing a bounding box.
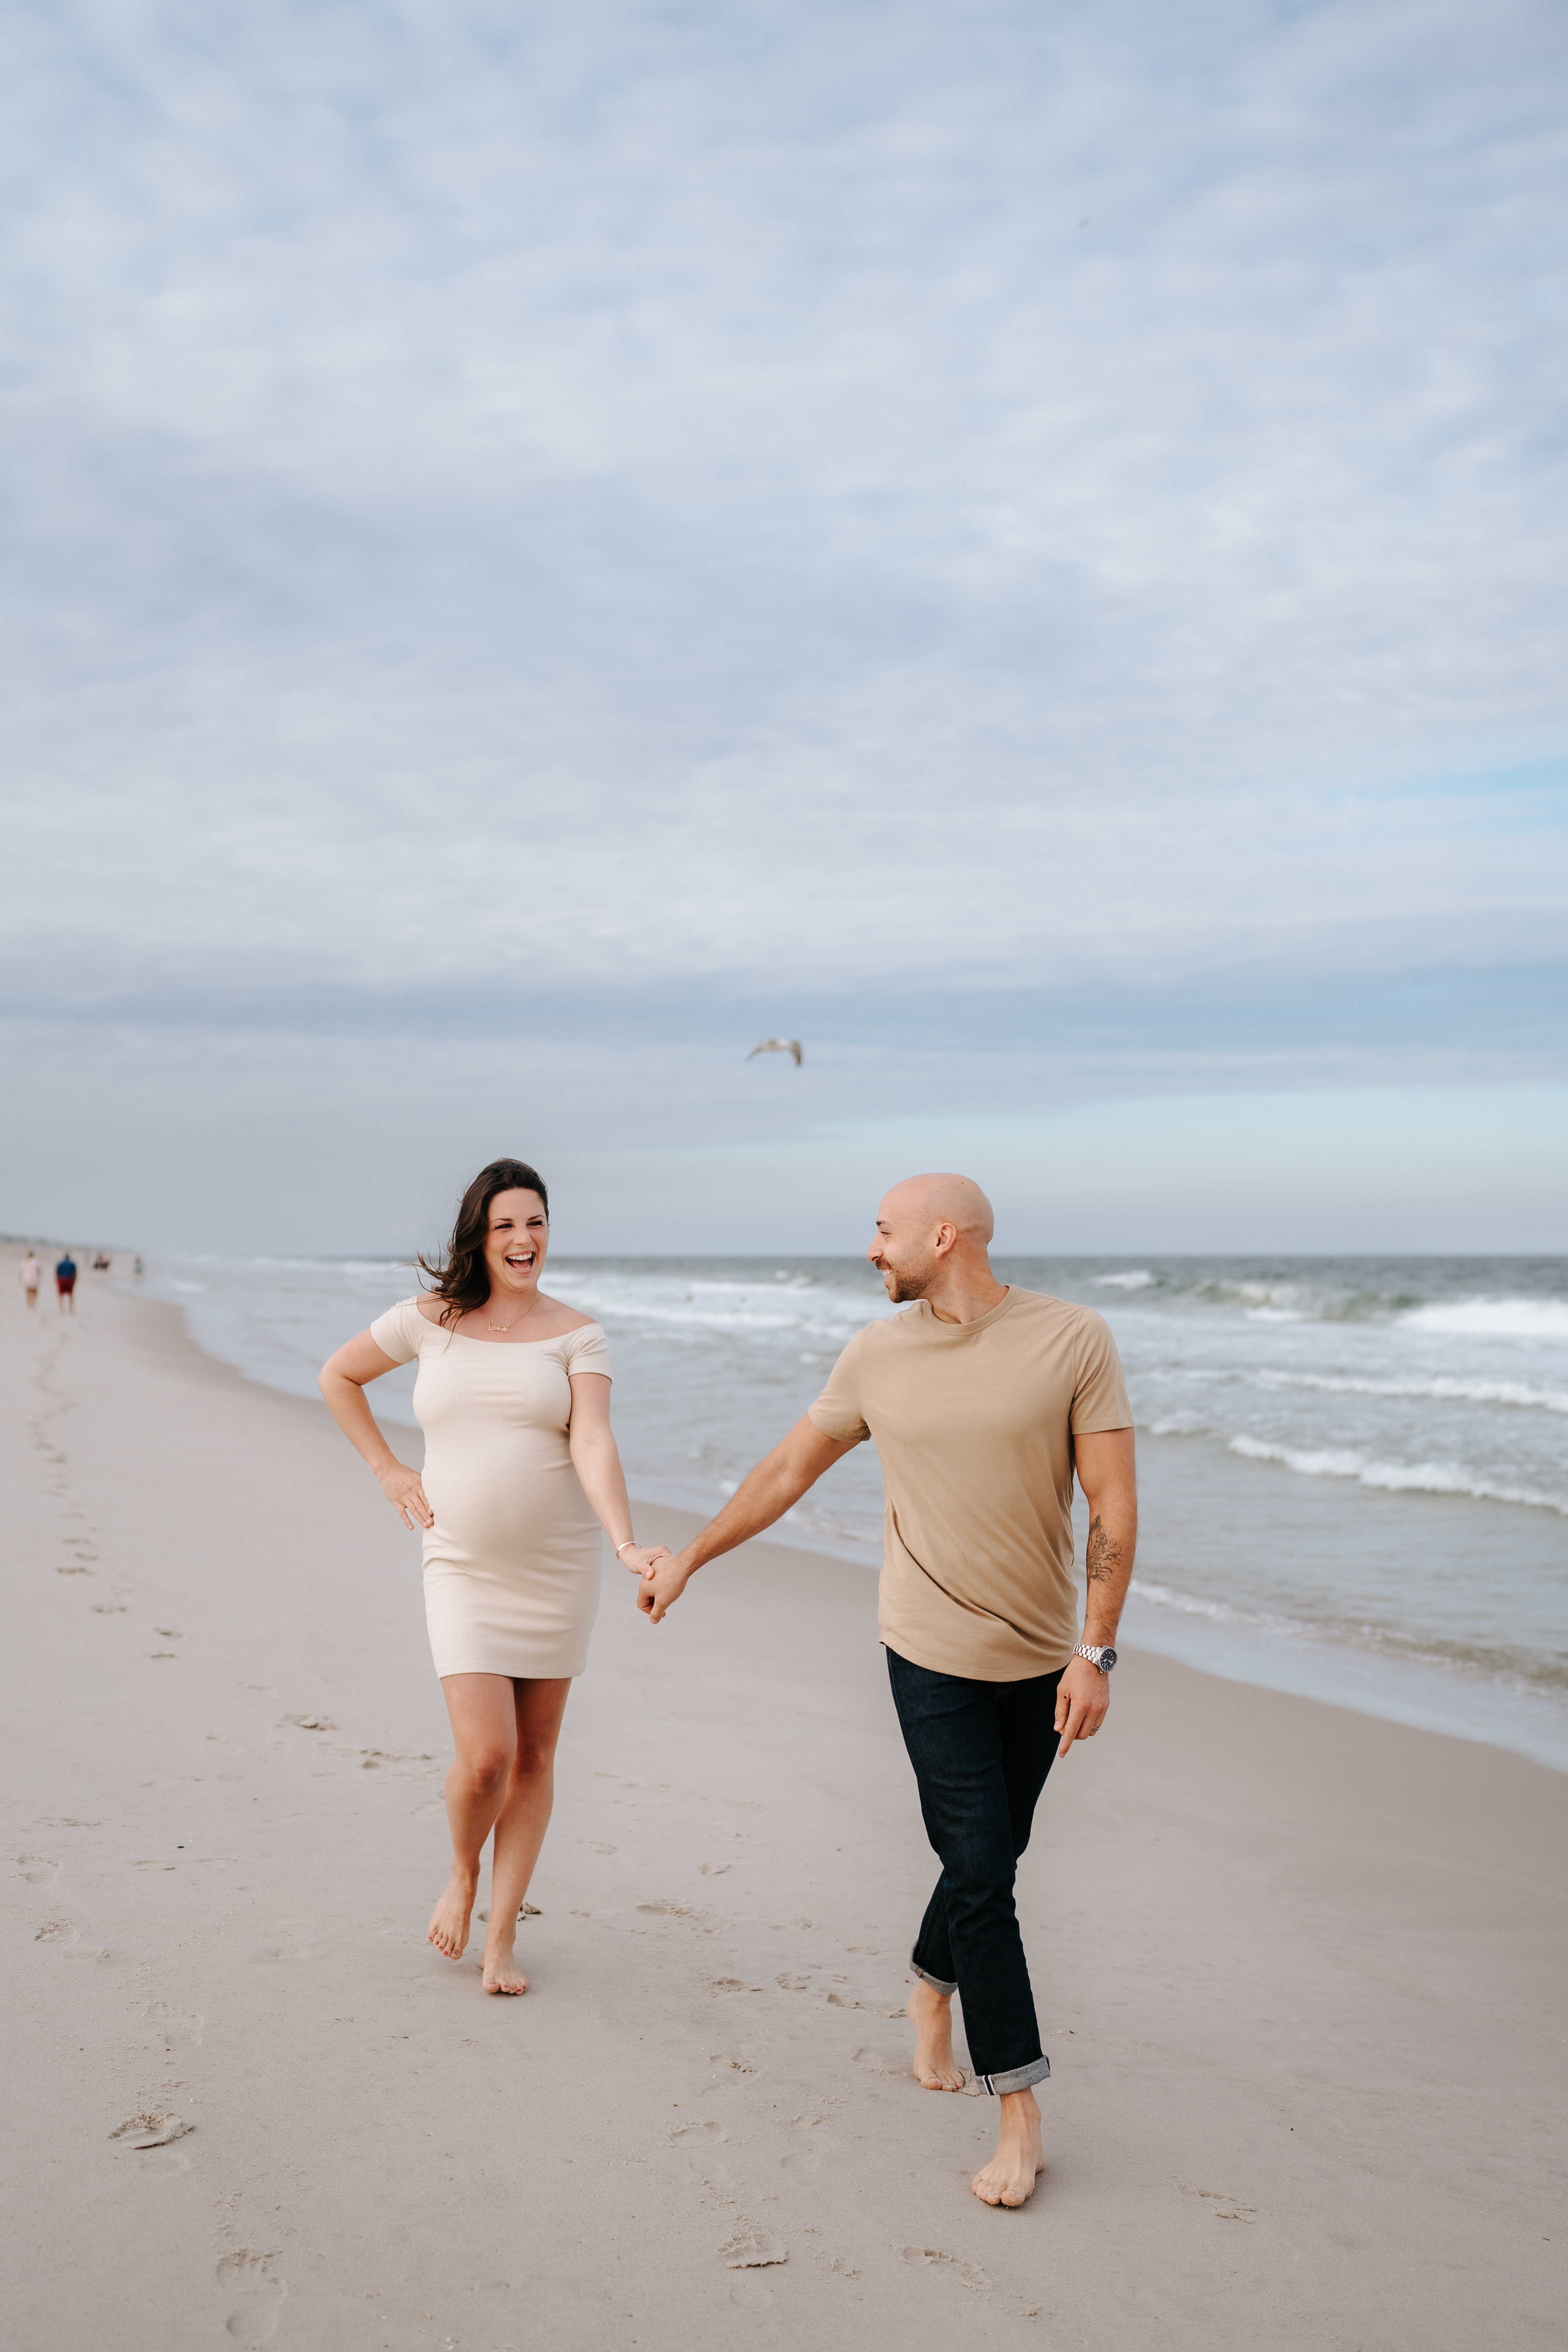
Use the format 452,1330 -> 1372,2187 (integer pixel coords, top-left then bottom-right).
319,1158 -> 666,1996
19,1252 -> 41,1310
54,1252 -> 77,1313
637,1174 -> 1138,2209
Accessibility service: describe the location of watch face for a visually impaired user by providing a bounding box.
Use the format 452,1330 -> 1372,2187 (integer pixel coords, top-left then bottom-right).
1100,1648 -> 1117,1671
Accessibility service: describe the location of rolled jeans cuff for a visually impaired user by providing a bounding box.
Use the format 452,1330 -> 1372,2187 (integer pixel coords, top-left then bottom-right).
909,1953 -> 957,1996
978,2053 -> 1051,2096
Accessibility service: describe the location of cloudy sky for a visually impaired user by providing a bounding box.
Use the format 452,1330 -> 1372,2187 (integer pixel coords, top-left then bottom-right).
4,0 -> 1565,1253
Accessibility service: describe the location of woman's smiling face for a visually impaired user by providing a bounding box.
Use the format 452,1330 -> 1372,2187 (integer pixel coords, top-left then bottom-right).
483,1188 -> 549,1297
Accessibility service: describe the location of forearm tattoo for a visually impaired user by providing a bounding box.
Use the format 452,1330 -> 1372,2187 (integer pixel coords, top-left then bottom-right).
1085,1512 -> 1123,1585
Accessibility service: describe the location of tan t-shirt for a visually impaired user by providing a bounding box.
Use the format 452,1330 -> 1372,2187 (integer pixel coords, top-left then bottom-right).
807,1287 -> 1132,1682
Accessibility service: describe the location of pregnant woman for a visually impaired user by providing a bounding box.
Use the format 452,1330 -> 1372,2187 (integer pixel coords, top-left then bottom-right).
319,1157 -> 665,1994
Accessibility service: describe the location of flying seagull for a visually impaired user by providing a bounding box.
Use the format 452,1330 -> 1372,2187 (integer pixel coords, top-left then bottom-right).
747,1038 -> 802,1066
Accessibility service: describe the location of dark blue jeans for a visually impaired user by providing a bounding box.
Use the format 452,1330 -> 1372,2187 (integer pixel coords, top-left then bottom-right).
886,1647 -> 1062,2094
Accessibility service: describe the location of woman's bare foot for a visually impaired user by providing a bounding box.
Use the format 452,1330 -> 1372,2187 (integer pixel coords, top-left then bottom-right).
972,2087 -> 1044,2207
481,1940 -> 527,1996
907,1981 -> 967,2091
427,1864 -> 477,1958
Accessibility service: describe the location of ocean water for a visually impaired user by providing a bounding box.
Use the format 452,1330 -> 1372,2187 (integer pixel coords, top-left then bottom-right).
130,1253 -> 1568,1771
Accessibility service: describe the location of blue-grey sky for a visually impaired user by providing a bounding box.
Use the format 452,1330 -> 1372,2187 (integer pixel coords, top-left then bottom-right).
4,0 -> 1565,1254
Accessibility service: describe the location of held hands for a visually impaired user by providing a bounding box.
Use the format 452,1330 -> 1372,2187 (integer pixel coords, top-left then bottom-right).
377,1461 -> 434,1530
1054,1653 -> 1111,1757
637,1549 -> 697,1623
617,1543 -> 671,1582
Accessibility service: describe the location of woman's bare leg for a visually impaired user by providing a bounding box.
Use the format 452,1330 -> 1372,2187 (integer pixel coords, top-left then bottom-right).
428,1673 -> 519,1960
481,1678 -> 572,1994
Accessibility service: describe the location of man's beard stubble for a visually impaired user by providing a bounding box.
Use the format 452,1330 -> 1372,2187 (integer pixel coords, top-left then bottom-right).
882,1255 -> 936,1303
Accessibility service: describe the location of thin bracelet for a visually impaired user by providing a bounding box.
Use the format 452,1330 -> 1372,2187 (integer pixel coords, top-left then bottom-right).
615,1539 -> 640,1555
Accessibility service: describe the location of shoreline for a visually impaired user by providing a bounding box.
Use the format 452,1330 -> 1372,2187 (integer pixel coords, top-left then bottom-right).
123,1258 -> 1568,1775
3,1252 -> 1566,2347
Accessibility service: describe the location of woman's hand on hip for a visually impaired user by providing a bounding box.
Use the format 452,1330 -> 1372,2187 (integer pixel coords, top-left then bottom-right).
617,1543 -> 670,1580
377,1461 -> 433,1530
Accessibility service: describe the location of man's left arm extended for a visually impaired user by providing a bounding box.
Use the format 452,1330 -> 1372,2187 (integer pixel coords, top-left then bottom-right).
1056,1426 -> 1138,1757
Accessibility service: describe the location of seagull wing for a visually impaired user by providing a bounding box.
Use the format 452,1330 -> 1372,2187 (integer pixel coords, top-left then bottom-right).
787,1040 -> 802,1065
746,1039 -> 778,1059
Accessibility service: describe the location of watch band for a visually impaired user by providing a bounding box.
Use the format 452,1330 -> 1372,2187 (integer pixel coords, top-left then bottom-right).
1073,1642 -> 1116,1671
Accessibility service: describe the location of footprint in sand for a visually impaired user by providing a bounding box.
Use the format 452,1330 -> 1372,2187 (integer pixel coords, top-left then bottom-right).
636,1898 -> 712,1926
35,1916 -> 77,1942
16,1855 -> 60,1884
668,2120 -> 726,2144
1179,2184 -> 1258,2222
281,1713 -> 334,1731
147,2000 -> 205,2049
785,2117 -> 832,2164
585,1841 -> 617,1854
217,2250 -> 288,2343
776,1973 -> 811,1992
719,2223 -> 787,2270
903,2247 -> 990,2295
110,2112 -> 193,2149
850,2045 -> 908,2078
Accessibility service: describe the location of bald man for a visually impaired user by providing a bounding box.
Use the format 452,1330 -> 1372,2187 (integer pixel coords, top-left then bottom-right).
637,1174 -> 1138,2209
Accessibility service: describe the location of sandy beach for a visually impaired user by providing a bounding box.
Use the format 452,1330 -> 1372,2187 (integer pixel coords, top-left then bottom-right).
3,1253 -> 1565,2352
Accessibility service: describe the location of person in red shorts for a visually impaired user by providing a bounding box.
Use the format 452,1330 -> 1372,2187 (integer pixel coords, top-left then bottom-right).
54,1251 -> 77,1313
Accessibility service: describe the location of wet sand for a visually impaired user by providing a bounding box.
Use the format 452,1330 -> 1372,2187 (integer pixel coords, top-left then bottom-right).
2,1252 -> 1564,2348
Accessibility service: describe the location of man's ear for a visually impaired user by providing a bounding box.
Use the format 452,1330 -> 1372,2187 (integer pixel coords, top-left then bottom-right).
932,1221 -> 958,1256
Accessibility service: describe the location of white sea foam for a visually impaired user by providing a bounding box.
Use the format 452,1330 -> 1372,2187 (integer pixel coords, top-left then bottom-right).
1227,1281 -> 1303,1310
1095,1269 -> 1156,1290
1127,1578 -> 1275,1629
1259,1370 -> 1568,1415
1399,1297 -> 1568,1341
1229,1432 -> 1566,1513
547,1268 -> 895,1342
1230,1436 -> 1365,1479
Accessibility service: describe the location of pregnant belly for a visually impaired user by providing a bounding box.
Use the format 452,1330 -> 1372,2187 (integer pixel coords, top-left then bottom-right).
421,1443 -> 599,1571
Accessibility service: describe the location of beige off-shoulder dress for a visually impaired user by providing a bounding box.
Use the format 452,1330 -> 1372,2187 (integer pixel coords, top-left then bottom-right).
368,1296 -> 613,1680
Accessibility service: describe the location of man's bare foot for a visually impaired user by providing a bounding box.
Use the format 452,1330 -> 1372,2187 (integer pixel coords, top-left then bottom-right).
427,1865 -> 477,1959
481,1941 -> 527,1996
907,1981 -> 966,2091
972,2087 -> 1044,2207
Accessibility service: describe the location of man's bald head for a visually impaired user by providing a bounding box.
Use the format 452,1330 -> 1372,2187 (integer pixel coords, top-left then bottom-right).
878,1173 -> 995,1245
868,1173 -> 999,1305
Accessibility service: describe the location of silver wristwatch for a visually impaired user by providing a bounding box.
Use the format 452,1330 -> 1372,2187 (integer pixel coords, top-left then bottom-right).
1073,1643 -> 1117,1673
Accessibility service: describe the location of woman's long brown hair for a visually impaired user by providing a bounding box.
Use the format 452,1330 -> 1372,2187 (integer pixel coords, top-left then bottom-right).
417,1158 -> 550,1326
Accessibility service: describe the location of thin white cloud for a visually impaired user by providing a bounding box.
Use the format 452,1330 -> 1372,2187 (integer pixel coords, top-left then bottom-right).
1,0 -> 1564,1059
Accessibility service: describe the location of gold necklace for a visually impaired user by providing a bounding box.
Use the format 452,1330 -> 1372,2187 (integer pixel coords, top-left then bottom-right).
485,1303 -> 534,1333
